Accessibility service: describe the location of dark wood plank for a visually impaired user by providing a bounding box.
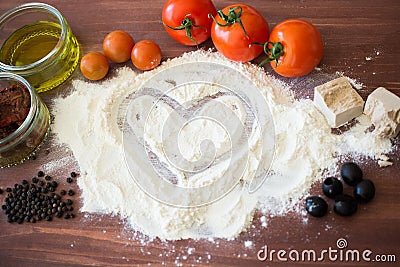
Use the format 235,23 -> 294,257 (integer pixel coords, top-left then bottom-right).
0,1 -> 399,266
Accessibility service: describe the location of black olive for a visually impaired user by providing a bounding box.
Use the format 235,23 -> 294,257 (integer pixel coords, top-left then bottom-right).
305,196 -> 328,217
340,162 -> 363,186
322,177 -> 343,198
354,179 -> 375,203
334,194 -> 357,216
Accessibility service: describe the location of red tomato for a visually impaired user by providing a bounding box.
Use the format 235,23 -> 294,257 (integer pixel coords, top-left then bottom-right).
102,30 -> 135,63
131,40 -> 162,71
80,52 -> 109,81
210,4 -> 269,62
162,0 -> 217,46
266,19 -> 323,77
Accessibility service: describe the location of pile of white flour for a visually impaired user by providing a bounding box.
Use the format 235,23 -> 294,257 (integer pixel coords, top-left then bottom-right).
52,50 -> 393,240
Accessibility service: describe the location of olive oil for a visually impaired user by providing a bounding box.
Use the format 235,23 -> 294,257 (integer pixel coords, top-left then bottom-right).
0,21 -> 80,93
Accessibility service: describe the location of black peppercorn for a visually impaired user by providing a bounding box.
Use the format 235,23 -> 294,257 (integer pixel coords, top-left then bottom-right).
70,172 -> 78,178
1,171 -> 76,225
0,188 -> 3,194
66,178 -> 73,183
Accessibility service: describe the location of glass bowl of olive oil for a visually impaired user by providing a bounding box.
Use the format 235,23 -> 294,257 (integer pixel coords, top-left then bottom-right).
0,2 -> 80,93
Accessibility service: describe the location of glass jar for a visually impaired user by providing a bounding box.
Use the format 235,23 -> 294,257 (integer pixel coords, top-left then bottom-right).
0,3 -> 80,93
0,72 -> 50,167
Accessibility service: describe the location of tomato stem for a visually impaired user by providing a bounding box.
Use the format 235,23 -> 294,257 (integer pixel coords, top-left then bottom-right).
253,41 -> 284,67
209,6 -> 249,39
163,16 -> 205,46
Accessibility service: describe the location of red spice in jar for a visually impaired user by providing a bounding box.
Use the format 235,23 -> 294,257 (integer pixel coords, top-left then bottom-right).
0,84 -> 30,139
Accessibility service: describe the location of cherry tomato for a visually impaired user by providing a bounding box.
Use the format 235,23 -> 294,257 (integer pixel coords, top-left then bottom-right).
131,40 -> 162,71
162,0 -> 217,46
80,52 -> 109,80
210,4 -> 269,62
264,19 -> 323,77
102,30 -> 135,63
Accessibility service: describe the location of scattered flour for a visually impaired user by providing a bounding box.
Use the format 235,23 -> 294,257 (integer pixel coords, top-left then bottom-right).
244,240 -> 253,248
52,50 -> 393,240
260,216 -> 267,228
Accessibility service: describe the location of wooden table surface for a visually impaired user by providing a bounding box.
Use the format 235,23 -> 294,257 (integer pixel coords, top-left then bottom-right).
1,0 -> 399,266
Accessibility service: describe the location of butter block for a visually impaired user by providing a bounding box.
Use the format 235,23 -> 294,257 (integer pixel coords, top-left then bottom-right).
364,87 -> 400,138
314,77 -> 365,128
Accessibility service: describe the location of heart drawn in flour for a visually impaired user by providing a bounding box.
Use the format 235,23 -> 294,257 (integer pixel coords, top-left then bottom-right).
121,62 -> 275,207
